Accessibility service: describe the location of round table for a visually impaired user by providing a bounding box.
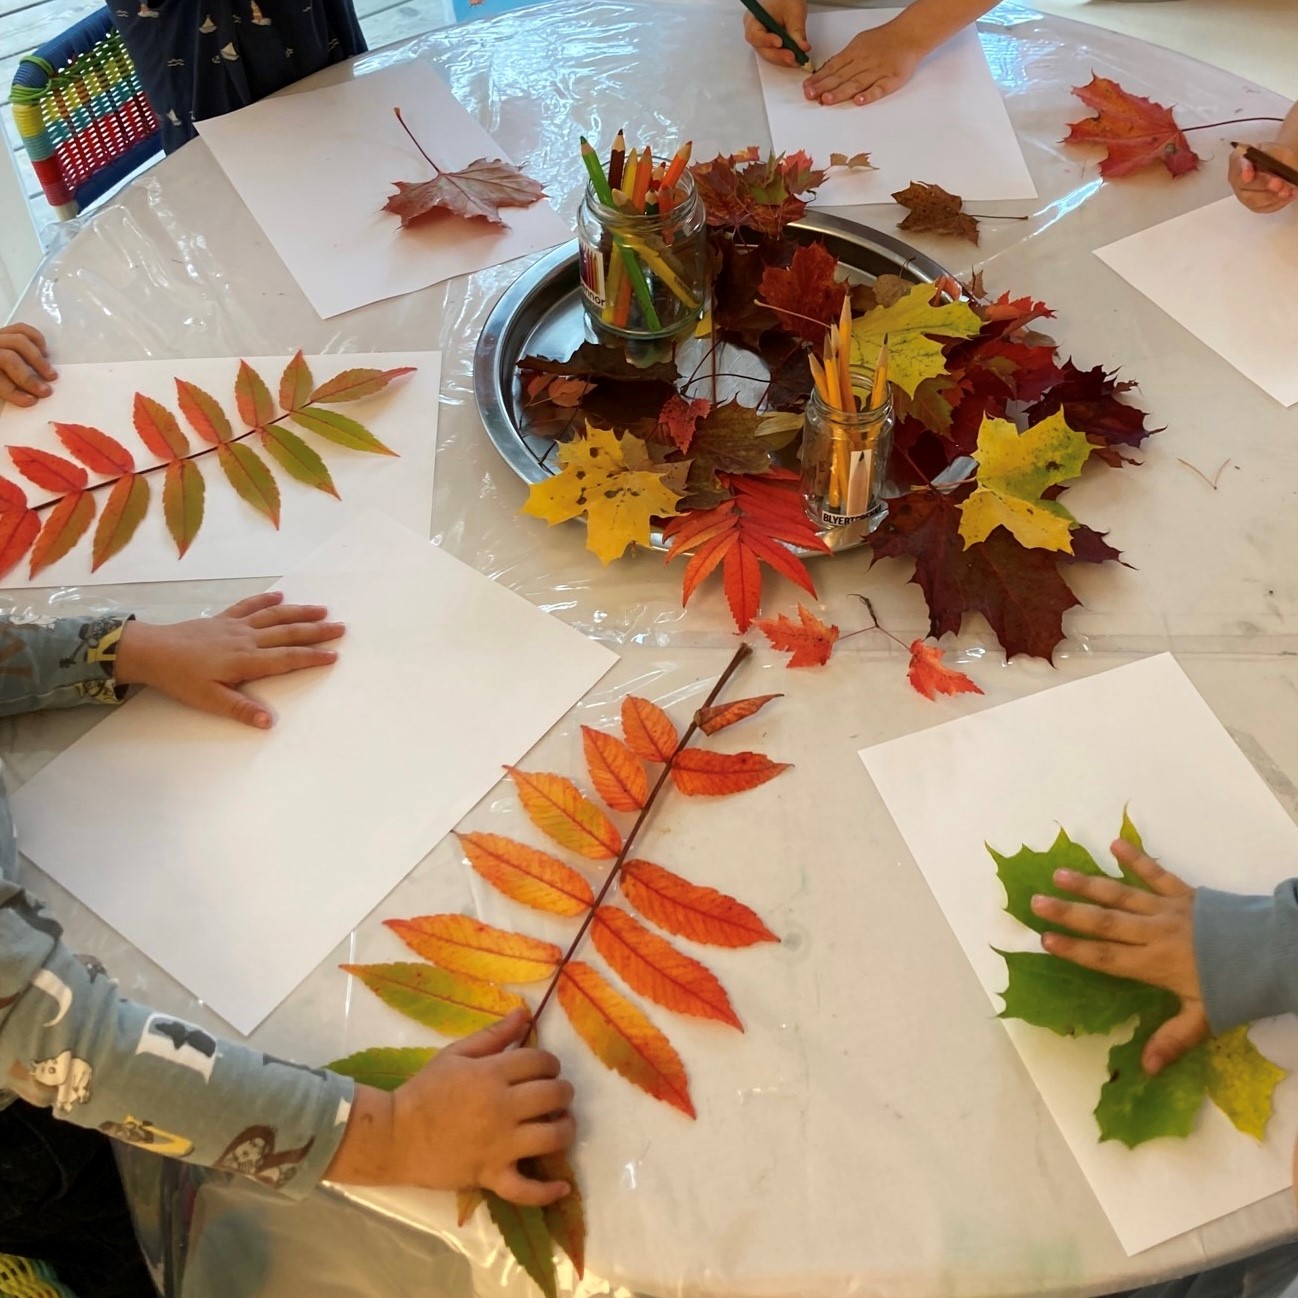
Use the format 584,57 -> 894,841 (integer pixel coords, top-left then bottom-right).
9,3 -> 1298,1296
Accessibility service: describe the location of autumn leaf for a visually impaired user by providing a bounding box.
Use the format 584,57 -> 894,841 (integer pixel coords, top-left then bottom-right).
30,492 -> 94,577
1028,361 -> 1159,457
92,475 -> 150,571
279,352 -> 314,413
235,361 -> 276,429
133,394 -> 188,460
759,242 -> 847,343
687,400 -> 772,476
557,961 -> 695,1117
175,379 -> 233,444
485,1195 -> 557,1298
327,1045 -> 438,1090
695,694 -> 782,735
519,341 -> 679,387
530,1149 -> 585,1277
829,151 -> 873,169
289,406 -> 398,456
959,411 -> 1093,553
657,395 -> 710,455
690,148 -> 828,237
755,604 -> 839,668
0,476 -> 27,511
505,768 -> 622,860
1206,1027 -> 1288,1140
455,832 -> 595,917
580,726 -> 648,812
621,859 -> 779,947
621,696 -> 679,764
457,1188 -> 484,1226
163,460 -> 205,558
217,442 -> 281,527
849,283 -> 981,396
259,426 -> 339,498
1064,74 -> 1200,179
341,962 -> 526,1037
54,424 -> 135,476
0,510 -> 39,580
906,640 -> 983,701
670,748 -> 790,797
308,366 -> 416,405
383,915 -> 561,983
10,446 -> 87,494
892,181 -> 980,244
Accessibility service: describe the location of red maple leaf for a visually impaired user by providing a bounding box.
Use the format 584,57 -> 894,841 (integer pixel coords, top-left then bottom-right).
907,640 -> 984,701
758,242 -> 846,344
755,605 -> 840,668
1064,75 -> 1200,179
1029,361 -> 1159,454
657,396 -> 711,454
690,149 -> 829,237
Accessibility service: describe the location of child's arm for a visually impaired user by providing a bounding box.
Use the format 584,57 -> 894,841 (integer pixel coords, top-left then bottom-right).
0,325 -> 57,408
1229,101 -> 1298,213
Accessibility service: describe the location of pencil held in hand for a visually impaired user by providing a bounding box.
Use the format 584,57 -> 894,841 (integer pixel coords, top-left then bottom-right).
1229,142 -> 1298,214
739,0 -> 810,68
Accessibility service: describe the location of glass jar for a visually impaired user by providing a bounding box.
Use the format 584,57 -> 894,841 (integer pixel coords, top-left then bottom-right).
800,369 -> 894,532
577,170 -> 708,343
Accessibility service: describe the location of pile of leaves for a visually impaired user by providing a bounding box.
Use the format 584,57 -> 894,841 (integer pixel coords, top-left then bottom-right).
517,147 -> 1158,661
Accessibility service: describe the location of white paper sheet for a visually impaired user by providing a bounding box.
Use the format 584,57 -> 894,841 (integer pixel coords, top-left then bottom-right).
755,9 -> 1037,206
11,512 -> 617,1034
0,353 -> 440,590
858,654 -> 1298,1254
194,61 -> 571,318
1096,198 -> 1298,407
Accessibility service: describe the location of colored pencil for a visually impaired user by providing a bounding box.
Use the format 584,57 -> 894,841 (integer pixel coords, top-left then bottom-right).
1232,142 -> 1298,189
633,147 -> 654,210
737,0 -> 809,66
621,148 -> 640,202
661,141 -> 693,192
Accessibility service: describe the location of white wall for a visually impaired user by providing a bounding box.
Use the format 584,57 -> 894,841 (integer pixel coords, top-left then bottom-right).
0,144 -> 41,322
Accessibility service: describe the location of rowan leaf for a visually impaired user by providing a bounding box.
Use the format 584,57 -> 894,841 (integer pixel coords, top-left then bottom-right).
505,768 -> 622,860
340,962 -> 526,1037
906,640 -> 983,702
557,961 -> 695,1117
383,915 -> 561,983
531,1150 -> 585,1277
91,474 -> 150,571
0,510 -> 39,579
656,395 -> 711,455
234,360 -> 276,430
259,426 -> 339,498
755,604 -> 839,668
621,859 -> 779,947
10,446 -> 88,493
0,476 -> 27,512
759,241 -> 846,343
484,1194 -> 557,1298
290,406 -> 398,456
670,748 -> 790,797
175,379 -> 233,444
456,1188 -> 484,1226
279,351 -> 314,413
593,905 -> 741,1029
621,696 -> 679,764
455,832 -> 595,917
892,181 -> 980,244
695,694 -> 782,735
29,491 -> 94,577
326,1045 -> 437,1090
308,366 -> 416,404
163,460 -> 205,557
384,153 -> 546,227
1064,74 -> 1200,179
53,423 -> 135,476
217,442 -> 281,527
580,725 -> 649,813
849,283 -> 981,396
133,394 -> 188,461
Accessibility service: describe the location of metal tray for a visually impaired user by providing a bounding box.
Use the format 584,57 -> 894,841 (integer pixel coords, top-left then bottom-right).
473,212 -> 953,551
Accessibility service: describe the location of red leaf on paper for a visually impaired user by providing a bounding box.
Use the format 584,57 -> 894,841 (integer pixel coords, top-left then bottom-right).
53,424 -> 135,476
279,351 -> 314,414
0,477 -> 27,512
759,241 -> 846,343
557,961 -> 695,1117
91,474 -> 150,571
580,726 -> 649,813
695,693 -> 782,735
216,442 -> 281,527
384,148 -> 546,227
656,395 -> 711,454
1064,75 -> 1200,179
308,366 -> 417,405
235,361 -> 276,429
0,510 -> 39,579
621,859 -> 779,948
455,832 -> 594,917
133,394 -> 189,461
505,768 -> 623,860
176,379 -> 233,444
592,905 -> 742,1029
9,446 -> 87,494
163,460 -> 205,557
383,915 -> 561,983
755,604 -> 840,668
29,491 -> 94,577
621,696 -> 679,764
907,639 -> 985,701
670,748 -> 790,797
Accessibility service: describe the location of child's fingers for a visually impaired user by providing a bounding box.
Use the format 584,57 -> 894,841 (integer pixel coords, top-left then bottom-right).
209,684 -> 274,730
511,1113 -> 577,1162
853,75 -> 902,106
2,335 -> 55,385
0,350 -> 52,399
240,644 -> 339,680
444,1007 -> 531,1059
1040,930 -> 1136,977
222,591 -> 285,620
488,1166 -> 570,1208
1108,840 -> 1191,898
1031,894 -> 1146,943
245,600 -> 330,629
509,1077 -> 573,1121
0,376 -> 38,408
1142,1005 -> 1208,1076
498,1045 -> 562,1084
254,621 -> 346,649
1048,867 -> 1159,914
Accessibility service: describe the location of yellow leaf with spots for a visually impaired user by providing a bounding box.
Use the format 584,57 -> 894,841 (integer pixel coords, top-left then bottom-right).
848,282 -> 980,396
958,411 -> 1094,553
522,423 -> 687,564
1207,1026 -> 1288,1140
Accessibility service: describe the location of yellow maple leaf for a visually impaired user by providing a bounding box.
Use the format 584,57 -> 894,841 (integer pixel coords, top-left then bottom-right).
849,282 -> 980,396
522,423 -> 687,564
958,410 -> 1093,553
1206,1026 -> 1289,1140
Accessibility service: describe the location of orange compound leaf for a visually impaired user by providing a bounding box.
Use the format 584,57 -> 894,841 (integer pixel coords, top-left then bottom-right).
9,446 -> 88,494
163,460 -> 205,557
175,378 -> 234,444
216,442 -> 281,527
383,914 -> 561,983
308,366 -> 416,405
259,426 -> 339,498
695,693 -> 782,736
0,476 -> 27,512
581,725 -> 649,813
132,394 -> 188,462
622,859 -> 779,948
906,639 -> 985,702
557,961 -> 695,1118
29,491 -> 94,577
279,351 -> 314,414
0,509 -> 39,580
755,604 -> 840,668
455,832 -> 594,917
53,424 -> 135,476
91,474 -> 150,571
340,961 -> 526,1037
235,360 -> 276,429
532,1149 -> 586,1278
505,767 -> 622,860
621,695 -> 679,764
592,905 -> 742,1029
485,1194 -> 557,1298
670,748 -> 790,797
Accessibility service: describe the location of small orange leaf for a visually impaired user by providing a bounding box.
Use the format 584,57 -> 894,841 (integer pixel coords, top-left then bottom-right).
505,768 -> 622,860
279,351 -> 314,413
0,476 -> 27,512
907,639 -> 984,702
235,360 -> 276,429
176,379 -> 233,444
581,726 -> 648,813
621,859 -> 779,948
91,474 -> 149,571
592,905 -> 741,1029
216,442 -> 281,527
340,961 -> 525,1037
0,509 -> 39,579
383,915 -> 561,983
670,748 -> 790,797
455,832 -> 594,917
29,491 -> 94,576
308,366 -> 416,404
532,1150 -> 585,1277
557,961 -> 695,1118
163,460 -> 205,557
133,394 -> 188,461
456,1188 -> 484,1226
755,604 -> 840,668
53,423 -> 135,476
10,446 -> 88,494
621,696 -> 679,763
695,694 -> 782,735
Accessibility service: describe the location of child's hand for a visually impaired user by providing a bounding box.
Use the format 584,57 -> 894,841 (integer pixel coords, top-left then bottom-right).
802,19 -> 924,106
328,1009 -> 576,1204
1030,839 -> 1207,1076
115,592 -> 343,729
1230,143 -> 1298,214
743,0 -> 810,68
0,324 -> 57,408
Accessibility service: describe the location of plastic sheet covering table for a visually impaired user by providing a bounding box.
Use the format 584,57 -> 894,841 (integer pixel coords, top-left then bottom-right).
7,2 -> 1298,1295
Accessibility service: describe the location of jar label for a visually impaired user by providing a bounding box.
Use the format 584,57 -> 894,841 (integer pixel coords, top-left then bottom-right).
578,239 -> 606,309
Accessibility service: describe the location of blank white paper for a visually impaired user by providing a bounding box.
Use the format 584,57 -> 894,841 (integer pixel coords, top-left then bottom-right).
1096,198 -> 1298,407
0,353 -> 440,589
194,61 -> 571,318
859,655 -> 1298,1254
756,9 -> 1037,206
11,512 -> 617,1035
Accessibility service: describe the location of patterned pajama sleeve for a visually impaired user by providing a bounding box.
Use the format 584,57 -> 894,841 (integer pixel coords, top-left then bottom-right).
0,616 -> 354,1197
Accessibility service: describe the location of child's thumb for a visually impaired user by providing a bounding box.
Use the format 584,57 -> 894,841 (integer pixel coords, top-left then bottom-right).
445,1008 -> 531,1059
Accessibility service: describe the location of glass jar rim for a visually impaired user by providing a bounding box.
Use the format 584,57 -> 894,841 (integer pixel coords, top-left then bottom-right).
583,167 -> 698,222
806,384 -> 893,427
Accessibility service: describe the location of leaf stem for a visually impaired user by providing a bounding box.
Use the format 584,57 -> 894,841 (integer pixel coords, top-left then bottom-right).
1182,116 -> 1284,133
528,642 -> 753,1030
393,106 -> 443,175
